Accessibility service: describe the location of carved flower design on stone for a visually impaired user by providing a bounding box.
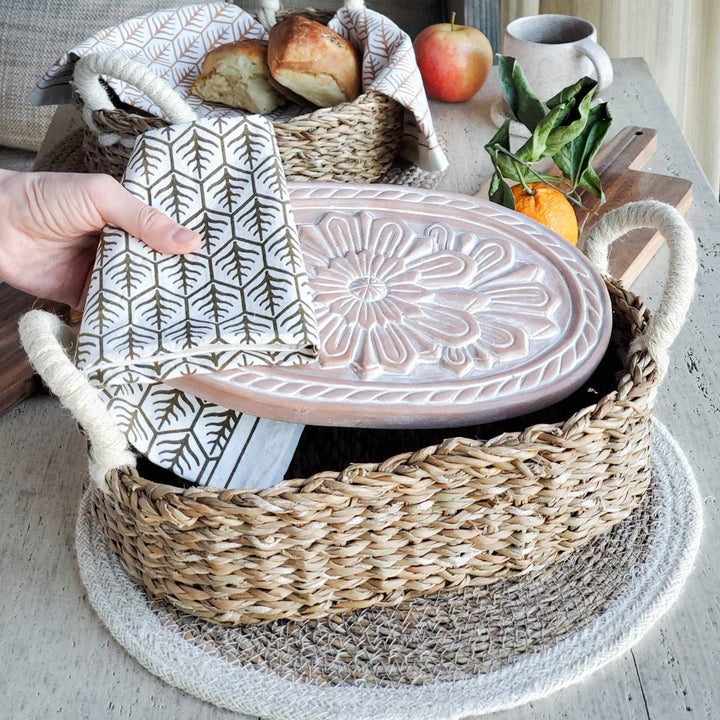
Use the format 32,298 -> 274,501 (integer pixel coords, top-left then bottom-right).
302,210 -> 562,379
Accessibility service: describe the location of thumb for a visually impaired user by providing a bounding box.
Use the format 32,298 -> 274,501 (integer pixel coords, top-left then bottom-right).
92,176 -> 202,254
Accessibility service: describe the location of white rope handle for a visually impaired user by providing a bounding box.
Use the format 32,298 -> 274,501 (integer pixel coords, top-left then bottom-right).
256,0 -> 365,30
256,0 -> 281,29
584,199 -> 697,377
18,310 -> 135,493
73,53 -> 197,147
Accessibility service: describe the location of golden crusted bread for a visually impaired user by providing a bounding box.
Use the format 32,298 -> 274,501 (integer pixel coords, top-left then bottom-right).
191,39 -> 286,114
267,15 -> 362,108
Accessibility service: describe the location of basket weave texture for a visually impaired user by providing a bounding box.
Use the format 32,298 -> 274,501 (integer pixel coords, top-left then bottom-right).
88,276 -> 658,626
80,89 -> 405,183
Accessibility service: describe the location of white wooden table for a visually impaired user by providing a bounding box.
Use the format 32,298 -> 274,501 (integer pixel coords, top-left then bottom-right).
2,58 -> 719,719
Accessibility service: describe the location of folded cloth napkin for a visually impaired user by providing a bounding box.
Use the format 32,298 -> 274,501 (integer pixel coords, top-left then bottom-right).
74,113 -> 316,489
97,381 -> 303,490
75,114 -> 319,387
32,2 -> 448,172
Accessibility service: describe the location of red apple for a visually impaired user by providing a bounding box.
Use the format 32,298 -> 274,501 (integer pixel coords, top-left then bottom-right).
413,14 -> 493,103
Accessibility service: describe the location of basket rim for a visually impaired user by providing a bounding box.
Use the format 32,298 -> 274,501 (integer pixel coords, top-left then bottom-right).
80,86 -> 399,125
108,274 -> 657,507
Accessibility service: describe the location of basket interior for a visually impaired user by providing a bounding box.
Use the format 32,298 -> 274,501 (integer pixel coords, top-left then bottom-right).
286,338 -> 625,478
135,293 -> 635,488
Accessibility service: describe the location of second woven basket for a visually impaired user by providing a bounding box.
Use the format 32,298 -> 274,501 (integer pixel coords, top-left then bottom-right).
71,2 -> 406,183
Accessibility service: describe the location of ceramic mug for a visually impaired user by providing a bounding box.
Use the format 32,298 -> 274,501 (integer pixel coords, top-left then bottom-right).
502,14 -> 613,102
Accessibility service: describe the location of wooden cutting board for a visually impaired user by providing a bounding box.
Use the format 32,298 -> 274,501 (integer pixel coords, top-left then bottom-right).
0,126 -> 693,416
0,284 -> 69,415
577,125 -> 693,285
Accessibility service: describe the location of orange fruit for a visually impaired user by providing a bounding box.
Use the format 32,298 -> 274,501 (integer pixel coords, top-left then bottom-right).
511,182 -> 579,245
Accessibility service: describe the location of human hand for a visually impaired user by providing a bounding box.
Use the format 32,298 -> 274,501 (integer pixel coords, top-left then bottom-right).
0,169 -> 202,308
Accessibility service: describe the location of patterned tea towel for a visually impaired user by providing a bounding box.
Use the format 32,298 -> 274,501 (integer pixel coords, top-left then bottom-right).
96,381 -> 304,491
32,2 -> 448,172
75,114 -> 319,387
74,114 -> 316,489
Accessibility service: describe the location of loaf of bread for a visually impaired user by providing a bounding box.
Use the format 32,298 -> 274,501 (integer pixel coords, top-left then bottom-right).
267,15 -> 362,108
191,39 -> 286,114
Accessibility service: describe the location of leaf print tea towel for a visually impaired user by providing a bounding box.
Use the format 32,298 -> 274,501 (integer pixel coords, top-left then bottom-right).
74,114 -> 316,490
98,381 -> 303,491
75,114 -> 319,387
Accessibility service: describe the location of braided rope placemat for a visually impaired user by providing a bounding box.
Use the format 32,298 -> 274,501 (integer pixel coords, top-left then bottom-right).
75,420 -> 702,719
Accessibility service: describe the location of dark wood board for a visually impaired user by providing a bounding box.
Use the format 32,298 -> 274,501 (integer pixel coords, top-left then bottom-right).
577,125 -> 694,285
0,284 -> 69,415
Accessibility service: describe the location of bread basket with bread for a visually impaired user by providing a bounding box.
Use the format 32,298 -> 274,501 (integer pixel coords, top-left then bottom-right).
60,0 -> 446,185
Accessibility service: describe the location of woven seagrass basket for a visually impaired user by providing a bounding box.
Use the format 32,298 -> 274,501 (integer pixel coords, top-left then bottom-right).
70,1 -> 407,184
20,201 -> 695,627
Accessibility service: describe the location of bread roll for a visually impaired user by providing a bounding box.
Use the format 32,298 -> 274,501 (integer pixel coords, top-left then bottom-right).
191,39 -> 286,114
267,15 -> 362,108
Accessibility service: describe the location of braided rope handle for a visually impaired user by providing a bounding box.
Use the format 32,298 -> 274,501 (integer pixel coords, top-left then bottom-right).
584,199 -> 697,377
18,311 -> 134,493
73,53 -> 197,147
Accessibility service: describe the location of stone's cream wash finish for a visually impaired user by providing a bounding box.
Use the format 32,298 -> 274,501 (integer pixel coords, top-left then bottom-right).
173,183 -> 612,428
502,13 -> 613,101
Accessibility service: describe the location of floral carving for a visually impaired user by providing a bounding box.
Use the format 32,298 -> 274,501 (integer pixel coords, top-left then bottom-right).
302,211 -> 562,379
172,187 -> 612,429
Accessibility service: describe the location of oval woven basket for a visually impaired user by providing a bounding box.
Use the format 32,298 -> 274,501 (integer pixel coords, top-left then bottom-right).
19,201 -> 697,626
71,2 -> 406,184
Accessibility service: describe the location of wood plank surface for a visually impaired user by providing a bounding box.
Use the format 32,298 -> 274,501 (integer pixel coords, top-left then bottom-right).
0,284 -> 40,415
0,284 -> 69,415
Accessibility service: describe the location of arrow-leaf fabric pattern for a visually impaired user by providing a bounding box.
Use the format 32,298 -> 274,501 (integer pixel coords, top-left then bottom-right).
76,115 -> 319,387
98,381 -> 304,490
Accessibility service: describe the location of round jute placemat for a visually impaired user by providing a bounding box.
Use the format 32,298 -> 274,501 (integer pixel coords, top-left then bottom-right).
75,420 -> 702,720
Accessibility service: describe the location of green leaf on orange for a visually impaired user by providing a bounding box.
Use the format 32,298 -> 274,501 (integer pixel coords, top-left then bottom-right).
485,120 -> 526,183
544,78 -> 598,155
497,55 -> 546,131
516,101 -> 574,163
488,169 -> 516,209
552,102 -> 612,199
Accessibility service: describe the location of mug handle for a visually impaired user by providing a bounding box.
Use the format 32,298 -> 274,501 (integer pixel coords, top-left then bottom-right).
576,37 -> 614,95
